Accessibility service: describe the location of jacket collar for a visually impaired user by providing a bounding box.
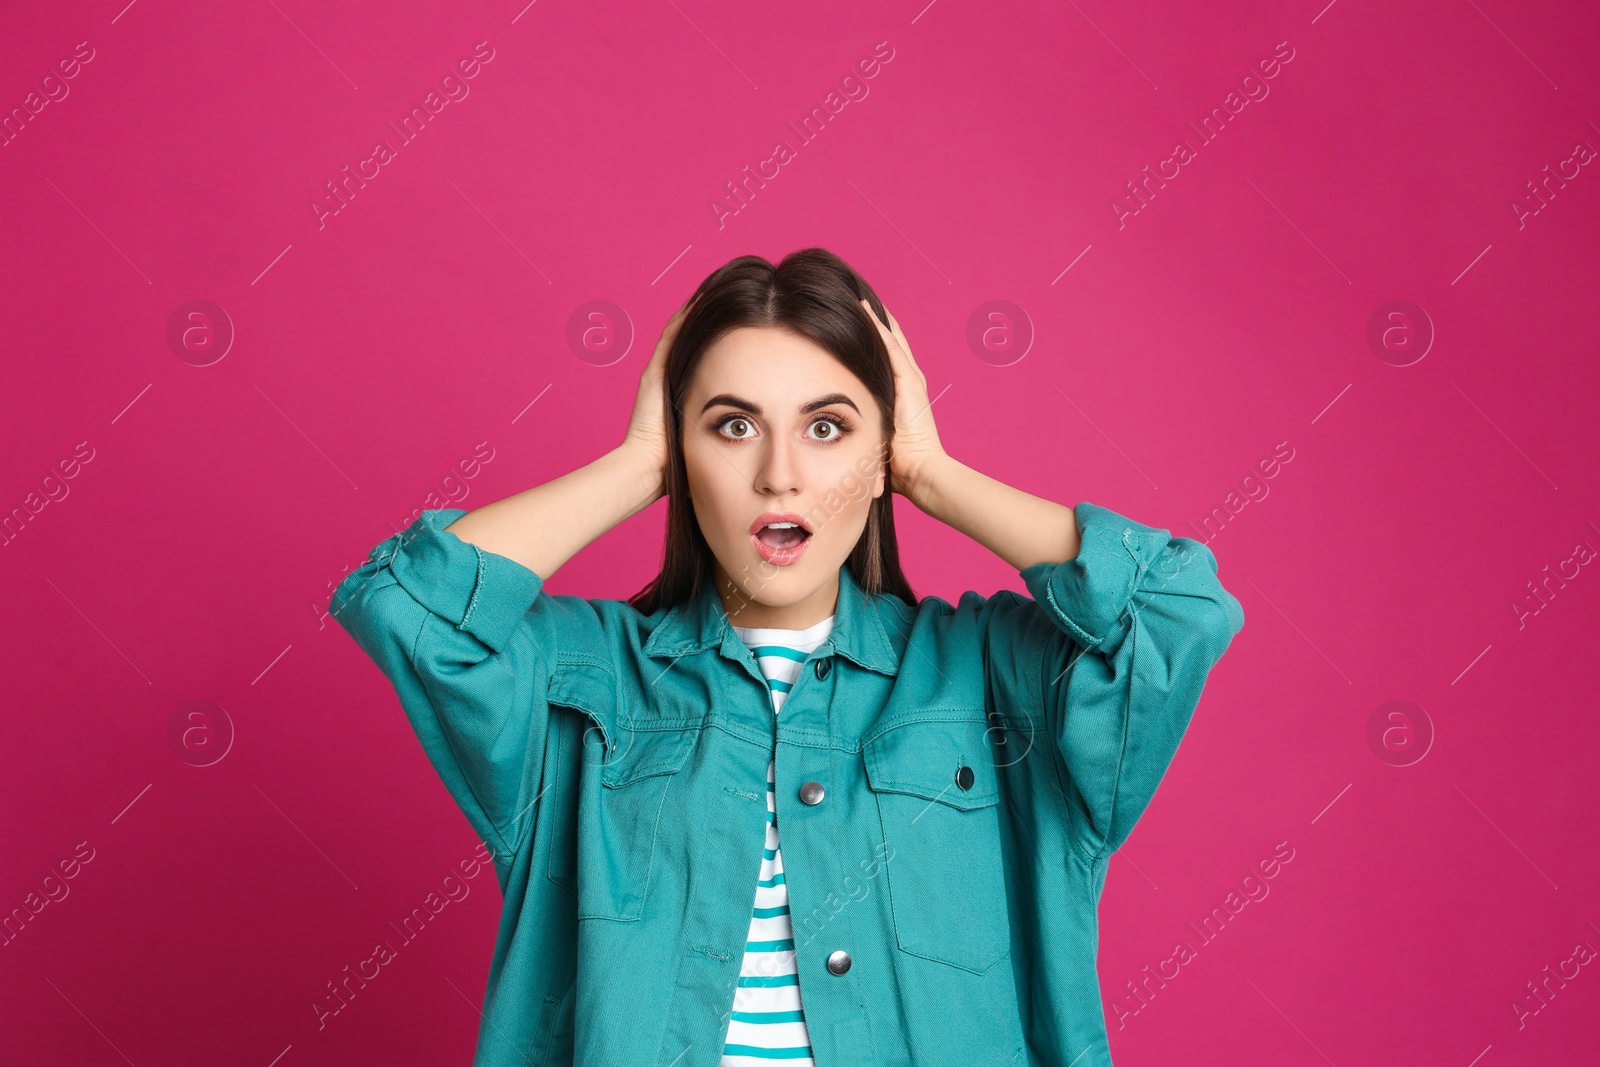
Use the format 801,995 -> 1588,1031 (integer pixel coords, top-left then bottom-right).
643,563 -> 902,677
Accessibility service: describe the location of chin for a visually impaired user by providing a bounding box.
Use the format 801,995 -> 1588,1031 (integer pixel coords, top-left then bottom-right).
722,547 -> 833,603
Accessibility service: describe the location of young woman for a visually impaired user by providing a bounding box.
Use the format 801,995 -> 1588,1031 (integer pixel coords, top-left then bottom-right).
331,248 -> 1244,1067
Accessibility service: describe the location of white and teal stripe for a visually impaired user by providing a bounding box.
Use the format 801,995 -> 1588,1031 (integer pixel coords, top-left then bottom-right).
721,614 -> 835,1067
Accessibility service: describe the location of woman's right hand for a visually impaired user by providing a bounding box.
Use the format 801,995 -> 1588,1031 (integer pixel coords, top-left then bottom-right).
621,296 -> 696,501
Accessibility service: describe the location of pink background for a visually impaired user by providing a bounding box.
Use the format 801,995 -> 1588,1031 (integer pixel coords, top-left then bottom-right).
3,0 -> 1598,1063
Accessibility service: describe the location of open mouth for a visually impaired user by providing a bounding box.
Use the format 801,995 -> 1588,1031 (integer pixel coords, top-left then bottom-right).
754,521 -> 811,551
749,514 -> 814,565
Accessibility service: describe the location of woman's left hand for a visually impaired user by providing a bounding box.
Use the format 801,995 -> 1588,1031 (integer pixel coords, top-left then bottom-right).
861,299 -> 948,503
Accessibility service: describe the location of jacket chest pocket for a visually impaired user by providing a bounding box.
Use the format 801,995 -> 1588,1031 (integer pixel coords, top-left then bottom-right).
544,664 -> 697,922
863,714 -> 1014,975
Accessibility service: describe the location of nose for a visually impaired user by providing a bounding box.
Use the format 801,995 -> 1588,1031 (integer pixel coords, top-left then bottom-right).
754,428 -> 803,496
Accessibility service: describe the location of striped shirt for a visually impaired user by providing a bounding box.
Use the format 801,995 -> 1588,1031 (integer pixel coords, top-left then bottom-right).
720,613 -> 836,1067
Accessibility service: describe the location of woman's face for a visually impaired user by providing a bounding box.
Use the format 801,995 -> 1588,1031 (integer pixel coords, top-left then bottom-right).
681,325 -> 886,626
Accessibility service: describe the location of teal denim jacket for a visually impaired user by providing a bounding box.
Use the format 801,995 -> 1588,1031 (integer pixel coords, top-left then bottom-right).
331,500 -> 1244,1066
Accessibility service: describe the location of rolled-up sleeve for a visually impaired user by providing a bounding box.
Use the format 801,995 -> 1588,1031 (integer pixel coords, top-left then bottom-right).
988,501 -> 1244,865
329,508 -> 570,861
384,509 -> 545,654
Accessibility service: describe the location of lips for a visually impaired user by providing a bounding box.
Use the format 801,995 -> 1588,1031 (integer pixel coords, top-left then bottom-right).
749,512 -> 813,566
749,512 -> 813,538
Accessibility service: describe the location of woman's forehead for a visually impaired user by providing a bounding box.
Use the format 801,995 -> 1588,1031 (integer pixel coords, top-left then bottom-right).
700,324 -> 834,364
691,327 -> 873,411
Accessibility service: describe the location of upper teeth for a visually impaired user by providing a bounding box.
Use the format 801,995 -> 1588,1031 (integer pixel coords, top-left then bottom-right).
767,522 -> 799,529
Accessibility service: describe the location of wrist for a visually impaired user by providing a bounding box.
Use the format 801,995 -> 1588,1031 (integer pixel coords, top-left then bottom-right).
610,442 -> 666,511
905,451 -> 959,516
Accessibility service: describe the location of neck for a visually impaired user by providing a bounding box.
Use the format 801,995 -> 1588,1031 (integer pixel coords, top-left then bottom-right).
713,564 -> 839,630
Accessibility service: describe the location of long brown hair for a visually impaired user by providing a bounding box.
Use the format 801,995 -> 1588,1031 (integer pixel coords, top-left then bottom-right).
627,247 -> 917,616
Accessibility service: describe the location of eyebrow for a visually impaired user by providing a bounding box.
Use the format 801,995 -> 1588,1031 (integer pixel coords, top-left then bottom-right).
699,392 -> 861,417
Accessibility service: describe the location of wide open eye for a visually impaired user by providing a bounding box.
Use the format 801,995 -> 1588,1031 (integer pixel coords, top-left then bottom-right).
806,415 -> 850,442
714,415 -> 757,440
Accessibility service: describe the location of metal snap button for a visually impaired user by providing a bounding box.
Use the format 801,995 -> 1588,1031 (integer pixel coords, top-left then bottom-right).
827,949 -> 852,975
799,781 -> 826,805
814,658 -> 831,679
955,765 -> 975,790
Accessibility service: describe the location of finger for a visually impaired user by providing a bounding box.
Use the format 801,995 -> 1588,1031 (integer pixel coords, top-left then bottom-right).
883,307 -> 913,358
873,302 -> 924,385
667,296 -> 699,334
860,297 -> 886,330
862,299 -> 896,349
651,307 -> 690,363
670,293 -> 702,332
862,301 -> 909,375
865,299 -> 901,348
884,309 -> 915,367
874,301 -> 907,351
